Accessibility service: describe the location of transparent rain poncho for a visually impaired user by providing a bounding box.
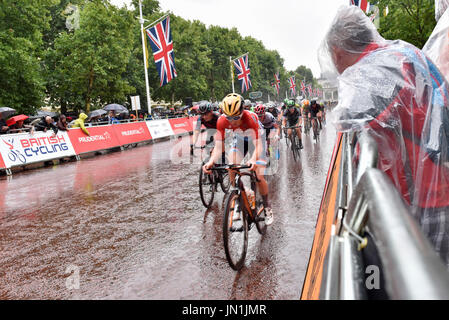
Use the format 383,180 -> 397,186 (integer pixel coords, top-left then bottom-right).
435,0 -> 449,21
319,6 -> 449,265
423,0 -> 449,82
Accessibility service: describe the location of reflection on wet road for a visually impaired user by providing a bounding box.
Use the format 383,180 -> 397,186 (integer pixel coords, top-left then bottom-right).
0,114 -> 336,299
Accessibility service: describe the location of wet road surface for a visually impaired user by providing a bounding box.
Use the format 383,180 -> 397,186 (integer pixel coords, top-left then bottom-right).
0,113 -> 336,299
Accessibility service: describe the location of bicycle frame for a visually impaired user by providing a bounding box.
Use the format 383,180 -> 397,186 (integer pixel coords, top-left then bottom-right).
213,165 -> 260,221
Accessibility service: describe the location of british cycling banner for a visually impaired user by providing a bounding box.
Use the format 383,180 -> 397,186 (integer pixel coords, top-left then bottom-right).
0,131 -> 76,169
112,122 -> 152,145
145,119 -> 174,139
68,126 -> 121,154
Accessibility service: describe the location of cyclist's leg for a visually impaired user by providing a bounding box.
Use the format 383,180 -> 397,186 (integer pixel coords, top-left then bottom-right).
248,138 -> 270,209
228,135 -> 245,187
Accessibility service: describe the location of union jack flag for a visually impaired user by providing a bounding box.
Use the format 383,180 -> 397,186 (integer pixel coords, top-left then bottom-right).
300,81 -> 307,96
274,72 -> 280,96
233,54 -> 252,93
350,0 -> 370,13
288,76 -> 296,96
146,16 -> 177,87
307,84 -> 313,97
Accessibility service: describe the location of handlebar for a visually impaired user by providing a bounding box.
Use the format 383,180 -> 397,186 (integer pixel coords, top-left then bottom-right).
210,164 -> 251,171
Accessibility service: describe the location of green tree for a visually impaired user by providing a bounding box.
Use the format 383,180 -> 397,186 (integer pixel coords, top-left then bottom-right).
204,26 -> 241,101
48,0 -> 135,113
377,0 -> 435,48
0,0 -> 56,114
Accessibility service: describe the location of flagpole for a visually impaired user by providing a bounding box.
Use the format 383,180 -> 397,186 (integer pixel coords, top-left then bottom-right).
230,56 -> 235,93
139,0 -> 152,116
144,13 -> 169,30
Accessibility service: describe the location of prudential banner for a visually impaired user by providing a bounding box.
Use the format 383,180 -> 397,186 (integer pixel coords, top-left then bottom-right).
0,131 -> 76,168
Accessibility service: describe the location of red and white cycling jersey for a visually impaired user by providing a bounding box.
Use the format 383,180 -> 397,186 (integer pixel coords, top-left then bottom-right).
215,110 -> 261,141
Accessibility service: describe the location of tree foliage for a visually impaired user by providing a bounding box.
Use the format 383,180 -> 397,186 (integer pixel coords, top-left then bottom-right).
0,0 -> 56,114
377,0 -> 436,49
2,0 -> 323,115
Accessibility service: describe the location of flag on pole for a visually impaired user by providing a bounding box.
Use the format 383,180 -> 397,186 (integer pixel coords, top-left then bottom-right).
350,0 -> 370,13
288,76 -> 296,96
307,84 -> 313,97
300,81 -> 307,96
274,72 -> 280,96
233,54 -> 252,93
145,15 -> 177,87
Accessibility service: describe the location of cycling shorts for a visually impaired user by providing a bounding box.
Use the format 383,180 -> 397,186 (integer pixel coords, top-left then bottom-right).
230,135 -> 267,166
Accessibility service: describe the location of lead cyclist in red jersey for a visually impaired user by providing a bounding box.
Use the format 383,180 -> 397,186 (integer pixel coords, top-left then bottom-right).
203,93 -> 274,225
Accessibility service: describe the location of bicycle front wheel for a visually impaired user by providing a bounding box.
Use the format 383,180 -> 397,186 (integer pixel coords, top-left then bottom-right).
199,166 -> 215,208
223,190 -> 248,270
291,135 -> 298,162
255,194 -> 267,235
293,134 -> 301,161
219,170 -> 231,194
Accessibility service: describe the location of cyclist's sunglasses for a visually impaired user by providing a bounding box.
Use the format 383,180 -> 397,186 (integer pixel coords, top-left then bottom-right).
226,113 -> 243,121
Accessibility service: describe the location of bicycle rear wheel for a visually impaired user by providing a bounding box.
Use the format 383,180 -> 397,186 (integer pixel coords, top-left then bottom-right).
199,166 -> 215,208
223,190 -> 248,270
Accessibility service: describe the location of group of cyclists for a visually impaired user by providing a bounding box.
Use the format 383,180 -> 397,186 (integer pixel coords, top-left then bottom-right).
191,93 -> 326,227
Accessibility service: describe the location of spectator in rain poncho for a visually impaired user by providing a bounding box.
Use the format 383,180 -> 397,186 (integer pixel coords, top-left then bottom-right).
423,0 -> 449,82
72,113 -> 90,136
319,6 -> 449,267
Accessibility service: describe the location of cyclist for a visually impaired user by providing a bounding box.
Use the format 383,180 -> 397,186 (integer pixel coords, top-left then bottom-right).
282,99 -> 303,149
243,99 -> 252,111
203,93 -> 274,225
310,100 -> 323,133
254,104 -> 280,157
267,102 -> 281,121
321,101 -> 327,123
301,99 -> 311,134
191,101 -> 224,163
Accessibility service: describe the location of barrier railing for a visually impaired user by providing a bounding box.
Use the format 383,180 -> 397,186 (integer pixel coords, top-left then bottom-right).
318,131 -> 449,300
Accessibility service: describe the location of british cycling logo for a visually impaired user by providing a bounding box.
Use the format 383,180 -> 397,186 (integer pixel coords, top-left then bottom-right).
2,138 -> 27,164
4,134 -> 69,162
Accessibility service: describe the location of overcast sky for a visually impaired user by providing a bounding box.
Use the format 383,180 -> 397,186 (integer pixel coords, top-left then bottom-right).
111,0 -> 350,78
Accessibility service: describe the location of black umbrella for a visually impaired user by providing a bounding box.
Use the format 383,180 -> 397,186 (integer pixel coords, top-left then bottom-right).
103,104 -> 126,112
88,109 -> 107,118
0,107 -> 17,119
36,110 -> 59,118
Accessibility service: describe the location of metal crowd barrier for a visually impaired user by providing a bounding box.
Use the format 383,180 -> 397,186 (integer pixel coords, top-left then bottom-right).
320,131 -> 449,300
